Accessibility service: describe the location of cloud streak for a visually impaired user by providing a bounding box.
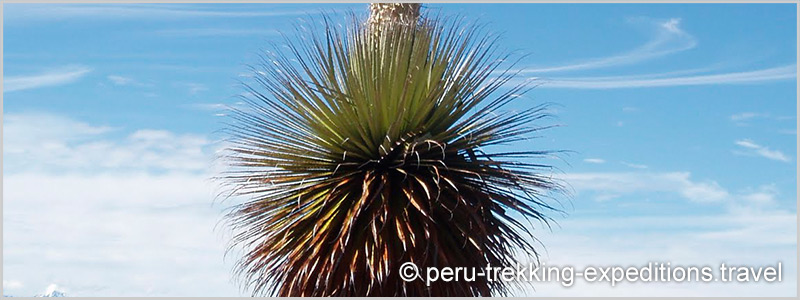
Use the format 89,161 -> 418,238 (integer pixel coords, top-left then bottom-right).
533,64 -> 795,89
7,4 -> 319,21
729,112 -> 794,127
730,112 -> 767,121
621,161 -> 648,169
734,139 -> 791,162
509,16 -> 796,89
583,158 -> 605,164
562,172 -> 730,203
519,18 -> 696,74
154,28 -> 280,37
561,171 -> 788,211
4,66 -> 91,92
106,74 -> 154,88
178,83 -> 208,95
107,75 -> 134,85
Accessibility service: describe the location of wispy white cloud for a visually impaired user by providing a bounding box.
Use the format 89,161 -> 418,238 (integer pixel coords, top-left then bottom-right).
734,139 -> 791,162
533,64 -> 796,89
4,171 -> 239,296
4,66 -> 91,92
778,129 -> 797,135
7,4 -> 319,22
680,180 -> 729,204
186,103 -> 246,117
561,171 -> 790,208
526,171 -> 796,296
174,82 -> 209,95
519,17 -> 696,74
3,280 -> 24,290
4,113 -> 113,147
738,184 -> 780,206
155,28 -> 279,37
730,112 -> 767,122
621,161 -> 648,169
562,171 -> 730,203
189,103 -> 228,111
509,16 -> 795,89
107,75 -> 134,85
521,207 -> 796,296
729,112 -> 795,127
583,158 -> 606,164
106,75 -> 153,88
3,113 -> 238,296
4,113 -> 212,173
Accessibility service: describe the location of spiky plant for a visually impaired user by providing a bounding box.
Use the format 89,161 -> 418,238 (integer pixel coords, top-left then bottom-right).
221,7 -> 561,297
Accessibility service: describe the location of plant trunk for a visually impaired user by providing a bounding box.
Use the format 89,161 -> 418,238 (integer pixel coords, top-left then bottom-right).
368,3 -> 421,30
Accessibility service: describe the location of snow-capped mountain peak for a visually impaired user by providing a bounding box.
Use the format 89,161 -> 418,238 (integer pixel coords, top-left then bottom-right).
35,284 -> 67,297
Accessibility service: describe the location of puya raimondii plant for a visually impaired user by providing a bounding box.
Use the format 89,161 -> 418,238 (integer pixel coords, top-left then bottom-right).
221,6 -> 563,297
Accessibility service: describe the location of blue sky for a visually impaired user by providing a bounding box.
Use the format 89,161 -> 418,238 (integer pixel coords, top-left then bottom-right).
3,3 -> 796,297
